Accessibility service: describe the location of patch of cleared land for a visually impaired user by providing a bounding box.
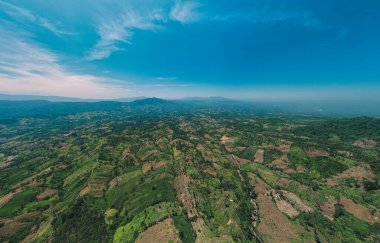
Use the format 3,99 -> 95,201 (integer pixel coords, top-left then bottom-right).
339,197 -> 380,224
248,173 -> 306,243
269,154 -> 289,170
254,149 -> 264,163
276,178 -> 291,189
226,154 -> 250,165
80,176 -> 109,198
0,182 -> 44,208
269,189 -> 299,218
142,160 -> 167,174
319,197 -> 336,221
278,141 -> 293,153
305,148 -> 329,157
353,139 -> 376,149
280,190 -> 313,213
325,164 -> 375,187
0,155 -> 17,169
140,150 -> 161,161
36,189 -> 58,201
337,150 -> 353,157
135,218 -> 181,243
174,175 -> 197,219
0,212 -> 39,237
220,135 -> 234,144
120,149 -> 139,165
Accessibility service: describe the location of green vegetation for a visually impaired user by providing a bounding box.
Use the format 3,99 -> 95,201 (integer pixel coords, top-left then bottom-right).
0,188 -> 40,217
173,215 -> 196,243
114,202 -> 182,243
0,101 -> 379,242
23,195 -> 58,213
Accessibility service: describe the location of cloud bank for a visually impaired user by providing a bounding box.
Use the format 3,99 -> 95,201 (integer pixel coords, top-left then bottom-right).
0,20 -> 131,99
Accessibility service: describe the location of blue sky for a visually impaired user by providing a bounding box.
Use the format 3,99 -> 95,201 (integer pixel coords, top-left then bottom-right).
0,0 -> 379,99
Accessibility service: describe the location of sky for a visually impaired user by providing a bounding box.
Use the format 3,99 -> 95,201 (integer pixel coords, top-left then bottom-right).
0,0 -> 379,100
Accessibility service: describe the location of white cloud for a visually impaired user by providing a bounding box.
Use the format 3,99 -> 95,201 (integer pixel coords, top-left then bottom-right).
155,77 -> 177,81
86,1 -> 204,60
86,10 -> 161,60
0,22 -> 132,99
170,1 -> 202,23
0,0 -> 70,35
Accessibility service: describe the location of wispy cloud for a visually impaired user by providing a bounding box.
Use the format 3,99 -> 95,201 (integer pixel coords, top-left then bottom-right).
0,21 -> 131,99
86,1 -> 326,60
0,0 -> 70,35
169,1 -> 202,23
86,10 -> 162,61
155,77 -> 177,81
87,1 -> 204,60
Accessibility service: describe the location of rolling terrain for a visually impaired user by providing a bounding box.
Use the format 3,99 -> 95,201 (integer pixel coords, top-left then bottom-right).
0,99 -> 379,242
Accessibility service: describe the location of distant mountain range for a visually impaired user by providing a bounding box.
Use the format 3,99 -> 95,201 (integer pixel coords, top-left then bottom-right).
0,94 -> 235,103
0,94 -> 379,118
0,94 -> 147,102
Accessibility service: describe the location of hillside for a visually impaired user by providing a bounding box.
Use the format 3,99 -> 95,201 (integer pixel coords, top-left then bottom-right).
0,101 -> 379,242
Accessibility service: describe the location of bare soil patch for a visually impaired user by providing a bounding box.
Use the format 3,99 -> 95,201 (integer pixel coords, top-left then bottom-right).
278,141 -> 293,153
254,149 -> 264,163
269,154 -> 289,170
353,139 -> 377,149
226,154 -> 250,166
196,144 -> 205,151
108,176 -> 122,190
319,197 -> 336,221
225,145 -> 246,153
247,173 -> 305,243
305,148 -> 329,157
325,164 -> 375,187
204,168 -> 217,177
120,149 -> 139,165
337,150 -> 353,157
0,182 -> 44,208
280,191 -> 313,213
0,212 -> 39,237
191,218 -> 208,243
0,155 -> 17,170
269,189 -> 299,218
220,135 -> 234,144
36,189 -> 57,201
140,150 -> 161,161
12,165 -> 62,189
212,162 -> 222,170
142,160 -> 167,174
283,165 -> 306,175
339,197 -> 380,224
80,176 -> 109,198
276,178 -> 291,189
174,175 -> 197,219
136,218 -> 182,243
